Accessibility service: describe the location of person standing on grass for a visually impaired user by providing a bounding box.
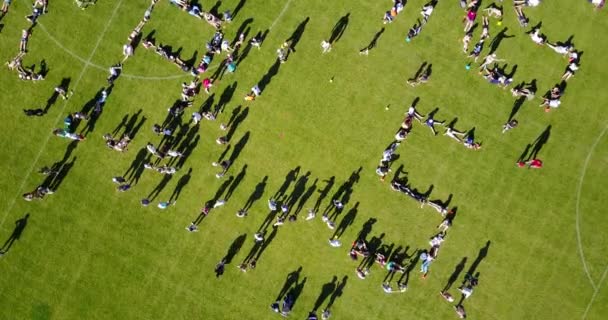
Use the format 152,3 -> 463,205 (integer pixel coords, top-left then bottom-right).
321,40 -> 332,53
1,0 -> 11,16
107,63 -> 123,85
19,29 -> 30,53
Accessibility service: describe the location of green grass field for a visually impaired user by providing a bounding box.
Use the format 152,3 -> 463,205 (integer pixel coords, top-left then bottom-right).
0,0 -> 607,319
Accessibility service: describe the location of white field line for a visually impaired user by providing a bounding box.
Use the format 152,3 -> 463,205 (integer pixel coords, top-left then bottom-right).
575,124 -> 607,291
0,0 -> 126,227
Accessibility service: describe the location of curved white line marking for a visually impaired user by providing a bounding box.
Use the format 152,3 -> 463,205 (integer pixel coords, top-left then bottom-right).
0,0 -> 126,227
575,125 -> 607,291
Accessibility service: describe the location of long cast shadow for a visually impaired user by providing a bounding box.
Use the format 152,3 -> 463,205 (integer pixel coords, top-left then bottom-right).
224,164 -> 247,200
169,168 -> 192,202
228,131 -> 250,164
294,179 -> 318,216
326,276 -> 347,310
274,167 -> 300,200
442,257 -> 467,292
225,107 -> 249,142
357,217 -> 377,241
313,176 -> 334,212
214,81 -> 237,114
232,0 -> 247,18
507,97 -> 525,122
44,77 -> 71,113
242,176 -> 268,211
312,276 -> 337,311
332,202 -> 359,238
258,59 -> 281,92
285,17 -> 310,53
0,213 -> 30,254
528,125 -> 551,160
284,171 -> 311,210
223,233 -> 247,264
275,266 -> 303,301
329,13 -> 349,44
147,175 -> 173,201
465,241 -> 491,278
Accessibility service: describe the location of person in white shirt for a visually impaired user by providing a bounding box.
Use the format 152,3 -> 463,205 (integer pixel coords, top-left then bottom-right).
529,27 -> 545,45
561,62 -> 579,81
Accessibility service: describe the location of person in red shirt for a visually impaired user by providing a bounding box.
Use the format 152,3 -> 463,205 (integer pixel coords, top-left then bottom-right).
517,159 -> 543,168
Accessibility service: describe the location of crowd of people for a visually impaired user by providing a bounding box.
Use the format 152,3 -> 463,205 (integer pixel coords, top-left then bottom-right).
3,0 -> 598,318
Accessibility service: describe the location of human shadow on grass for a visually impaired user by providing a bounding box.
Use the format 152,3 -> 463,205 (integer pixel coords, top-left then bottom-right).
224,164 -> 247,201
489,27 -> 514,55
507,97 -> 526,123
275,267 -> 303,301
254,227 -> 278,263
442,257 -> 467,292
325,167 -> 362,217
198,93 -> 215,114
81,85 -> 115,137
274,167 -> 301,200
147,174 -> 173,201
223,233 -> 247,265
0,213 -> 30,255
332,202 -> 359,238
293,179 -> 318,217
44,77 -> 71,113
359,27 -> 385,53
169,168 -> 192,202
232,17 -> 253,45
329,13 -> 349,44
464,241 -> 491,279
126,150 -> 151,185
313,177 -> 334,212
212,176 -> 234,203
285,17 -> 310,54
122,109 -> 146,138
173,134 -> 200,169
312,276 -> 337,312
357,217 -> 377,241
409,62 -> 431,82
325,276 -> 347,311
236,29 -> 268,66
397,249 -> 420,286
359,234 -> 388,269
40,142 -> 78,191
228,131 -> 250,165
384,245 -> 412,283
258,59 -> 281,93
112,114 -> 128,136
519,125 -> 551,161
45,157 -> 76,192
242,176 -> 268,211
225,107 -> 249,142
283,171 -> 311,216
209,0 -> 222,15
232,0 -> 247,19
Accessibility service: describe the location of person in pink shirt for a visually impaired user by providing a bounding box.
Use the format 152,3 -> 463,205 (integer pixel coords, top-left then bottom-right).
202,77 -> 214,94
464,9 -> 477,32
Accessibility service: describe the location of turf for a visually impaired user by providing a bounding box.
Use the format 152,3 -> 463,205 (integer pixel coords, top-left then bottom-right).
0,0 -> 607,319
